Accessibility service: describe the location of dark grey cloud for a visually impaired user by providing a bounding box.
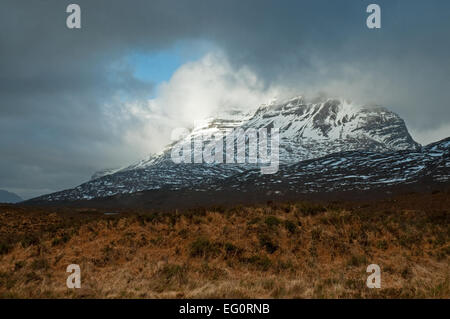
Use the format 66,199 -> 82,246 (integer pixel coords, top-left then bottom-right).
1,0 -> 449,198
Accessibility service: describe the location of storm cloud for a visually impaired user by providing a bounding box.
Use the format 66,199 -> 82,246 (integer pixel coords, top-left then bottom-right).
1,0 -> 449,198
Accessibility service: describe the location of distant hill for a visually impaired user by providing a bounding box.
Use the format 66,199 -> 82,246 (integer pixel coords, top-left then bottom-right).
0,190 -> 23,203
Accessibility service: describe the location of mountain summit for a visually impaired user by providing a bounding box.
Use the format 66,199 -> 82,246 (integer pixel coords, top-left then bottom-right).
242,96 -> 420,162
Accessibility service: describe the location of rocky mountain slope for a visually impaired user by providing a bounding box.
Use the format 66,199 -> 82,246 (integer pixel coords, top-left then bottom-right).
209,137 -> 450,195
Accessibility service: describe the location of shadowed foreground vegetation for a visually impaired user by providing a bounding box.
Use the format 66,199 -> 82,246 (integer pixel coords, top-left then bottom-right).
0,191 -> 449,298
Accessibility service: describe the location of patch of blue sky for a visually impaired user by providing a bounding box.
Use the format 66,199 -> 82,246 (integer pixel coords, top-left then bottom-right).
127,40 -> 215,85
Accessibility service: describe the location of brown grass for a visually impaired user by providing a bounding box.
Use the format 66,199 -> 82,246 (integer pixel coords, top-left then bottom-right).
0,192 -> 449,299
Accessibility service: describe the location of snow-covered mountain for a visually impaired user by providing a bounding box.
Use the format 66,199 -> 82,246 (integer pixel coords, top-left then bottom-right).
31,96 -> 427,202
100,96 -> 420,170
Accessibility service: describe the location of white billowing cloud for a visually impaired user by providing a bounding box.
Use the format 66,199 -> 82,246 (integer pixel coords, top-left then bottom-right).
120,52 -> 285,157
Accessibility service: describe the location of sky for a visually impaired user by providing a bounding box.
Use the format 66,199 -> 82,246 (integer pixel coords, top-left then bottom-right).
1,0 -> 449,199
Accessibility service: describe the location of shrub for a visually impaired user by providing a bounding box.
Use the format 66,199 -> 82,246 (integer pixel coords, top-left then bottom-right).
136,212 -> 159,225
224,242 -> 242,257
265,216 -> 281,228
186,207 -> 207,217
189,238 -> 221,258
376,240 -> 388,250
0,272 -> 16,289
283,220 -> 297,234
259,234 -> 278,254
21,234 -> 40,248
401,266 -> 412,279
241,254 -> 272,271
311,228 -> 322,241
51,232 -> 71,246
297,202 -> 326,216
247,217 -> 261,226
398,232 -> 421,248
158,264 -> 188,285
25,272 -> 41,283
200,263 -> 227,280
0,241 -> 12,255
178,228 -> 188,239
14,261 -> 26,271
210,205 -> 226,214
347,254 -> 367,267
31,258 -> 49,271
